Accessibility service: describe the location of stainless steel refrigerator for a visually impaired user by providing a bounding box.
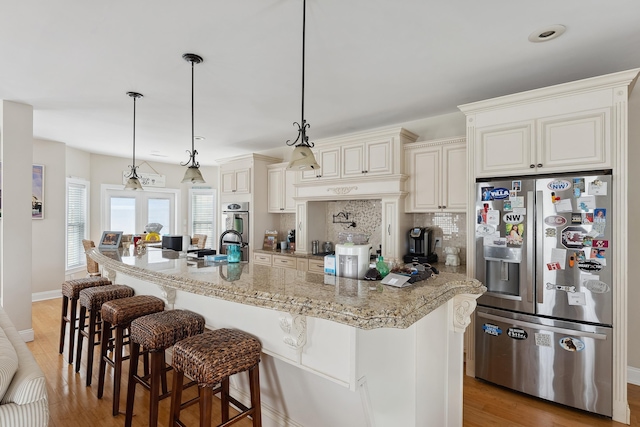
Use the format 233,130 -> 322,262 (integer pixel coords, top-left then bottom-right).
474,171 -> 613,417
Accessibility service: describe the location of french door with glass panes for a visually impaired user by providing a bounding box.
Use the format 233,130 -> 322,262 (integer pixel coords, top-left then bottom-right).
103,187 -> 178,236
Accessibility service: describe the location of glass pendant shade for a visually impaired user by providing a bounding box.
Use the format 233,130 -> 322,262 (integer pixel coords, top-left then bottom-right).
288,145 -> 320,170
182,165 -> 205,184
125,176 -> 143,190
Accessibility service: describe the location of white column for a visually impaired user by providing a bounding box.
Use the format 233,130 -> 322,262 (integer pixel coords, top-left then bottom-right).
0,100 -> 34,340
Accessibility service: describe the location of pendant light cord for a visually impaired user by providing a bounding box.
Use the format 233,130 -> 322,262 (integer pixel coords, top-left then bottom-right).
191,58 -> 196,158
286,0 -> 313,148
301,0 -> 306,129
132,95 -> 137,171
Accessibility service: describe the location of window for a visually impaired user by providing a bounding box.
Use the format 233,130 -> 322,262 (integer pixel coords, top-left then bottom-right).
66,178 -> 89,271
189,188 -> 216,246
102,186 -> 178,236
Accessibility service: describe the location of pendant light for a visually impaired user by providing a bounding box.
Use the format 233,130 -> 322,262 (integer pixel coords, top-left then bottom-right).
286,0 -> 321,171
181,53 -> 206,184
124,91 -> 144,190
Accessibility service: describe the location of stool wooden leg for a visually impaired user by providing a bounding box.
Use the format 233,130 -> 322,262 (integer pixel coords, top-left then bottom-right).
249,365 -> 262,427
149,351 -> 163,427
160,352 -> 168,395
75,306 -> 87,373
169,370 -> 185,427
200,387 -> 213,427
68,298 -> 79,365
124,342 -> 140,427
97,319 -> 113,399
113,325 -> 125,415
85,309 -> 97,386
59,296 -> 69,355
221,378 -> 230,423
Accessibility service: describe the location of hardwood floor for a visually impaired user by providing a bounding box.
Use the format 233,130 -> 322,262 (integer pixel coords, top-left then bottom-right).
28,298 -> 640,426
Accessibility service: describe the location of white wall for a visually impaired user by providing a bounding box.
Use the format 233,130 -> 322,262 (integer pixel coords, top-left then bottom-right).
0,101 -> 34,335
32,139 -> 66,295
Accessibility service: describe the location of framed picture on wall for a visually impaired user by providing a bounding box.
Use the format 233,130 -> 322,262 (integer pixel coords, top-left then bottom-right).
32,164 -> 44,219
99,231 -> 123,249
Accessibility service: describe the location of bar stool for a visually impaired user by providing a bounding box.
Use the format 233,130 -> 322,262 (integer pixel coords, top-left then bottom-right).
75,284 -> 134,386
59,276 -> 111,364
97,295 -> 165,416
169,328 -> 262,427
124,309 -> 205,427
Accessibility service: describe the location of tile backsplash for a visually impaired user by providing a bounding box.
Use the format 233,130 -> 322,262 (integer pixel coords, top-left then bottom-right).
278,203 -> 466,264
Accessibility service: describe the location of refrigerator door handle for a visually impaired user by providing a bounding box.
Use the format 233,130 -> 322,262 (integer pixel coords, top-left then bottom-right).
526,190 -> 535,303
535,190 -> 544,304
477,312 -> 608,340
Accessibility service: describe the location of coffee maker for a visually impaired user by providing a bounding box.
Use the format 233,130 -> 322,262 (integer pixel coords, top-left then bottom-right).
403,227 -> 438,264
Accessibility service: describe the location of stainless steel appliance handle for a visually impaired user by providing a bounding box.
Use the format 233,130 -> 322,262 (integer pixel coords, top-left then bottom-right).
535,190 -> 544,304
526,190 -> 534,303
477,312 -> 607,340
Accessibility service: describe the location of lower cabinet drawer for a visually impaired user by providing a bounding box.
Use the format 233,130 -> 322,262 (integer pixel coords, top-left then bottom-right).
253,253 -> 273,266
272,255 -> 296,269
308,259 -> 324,273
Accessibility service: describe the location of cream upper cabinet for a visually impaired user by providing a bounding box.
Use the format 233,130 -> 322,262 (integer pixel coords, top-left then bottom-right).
474,109 -> 610,177
341,140 -> 391,178
405,137 -> 466,213
267,163 -> 297,213
300,147 -> 340,181
221,167 -> 250,194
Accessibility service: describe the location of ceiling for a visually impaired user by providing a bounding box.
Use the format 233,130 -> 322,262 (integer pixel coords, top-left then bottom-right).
2,1 -> 640,166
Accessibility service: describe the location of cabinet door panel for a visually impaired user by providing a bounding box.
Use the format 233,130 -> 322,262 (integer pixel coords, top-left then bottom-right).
476,121 -> 534,177
366,140 -> 391,175
319,148 -> 340,179
411,149 -> 440,211
284,169 -> 297,212
221,171 -> 235,193
235,168 -> 251,193
341,144 -> 365,177
442,144 -> 467,211
267,168 -> 283,212
538,109 -> 610,172
295,202 -> 307,253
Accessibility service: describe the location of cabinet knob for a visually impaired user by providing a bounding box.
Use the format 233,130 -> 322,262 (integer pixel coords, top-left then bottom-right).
529,164 -> 535,168
442,205 -> 446,209
280,208 -> 284,211
537,163 -> 543,168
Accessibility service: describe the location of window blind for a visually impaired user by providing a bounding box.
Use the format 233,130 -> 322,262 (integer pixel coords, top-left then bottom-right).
66,179 -> 89,270
191,190 -> 215,244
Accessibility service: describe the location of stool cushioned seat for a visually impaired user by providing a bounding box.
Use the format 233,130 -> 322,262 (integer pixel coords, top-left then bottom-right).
173,329 -> 261,387
61,277 -> 111,299
130,310 -> 205,351
79,285 -> 134,310
101,295 -> 165,326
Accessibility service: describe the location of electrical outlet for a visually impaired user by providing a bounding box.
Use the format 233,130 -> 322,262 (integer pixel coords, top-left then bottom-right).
435,238 -> 442,248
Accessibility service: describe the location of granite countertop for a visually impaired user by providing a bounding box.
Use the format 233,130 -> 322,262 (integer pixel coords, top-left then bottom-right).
90,247 -> 484,330
254,248 -> 325,260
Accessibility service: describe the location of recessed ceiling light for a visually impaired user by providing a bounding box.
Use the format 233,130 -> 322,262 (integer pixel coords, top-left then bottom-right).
194,136 -> 205,141
528,25 -> 566,43
150,151 -> 168,158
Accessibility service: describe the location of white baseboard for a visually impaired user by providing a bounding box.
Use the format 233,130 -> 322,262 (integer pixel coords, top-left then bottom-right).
32,290 -> 61,302
19,328 -> 34,343
628,366 -> 640,386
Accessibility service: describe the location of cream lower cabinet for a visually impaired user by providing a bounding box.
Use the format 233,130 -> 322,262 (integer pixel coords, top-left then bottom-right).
471,108 -> 611,178
267,163 -> 297,213
405,138 -> 466,212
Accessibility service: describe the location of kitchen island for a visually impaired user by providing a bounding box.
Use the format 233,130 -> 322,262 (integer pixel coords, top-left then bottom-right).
90,247 -> 484,427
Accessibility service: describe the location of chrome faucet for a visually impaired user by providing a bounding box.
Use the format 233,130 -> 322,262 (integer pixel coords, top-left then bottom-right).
219,229 -> 245,253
